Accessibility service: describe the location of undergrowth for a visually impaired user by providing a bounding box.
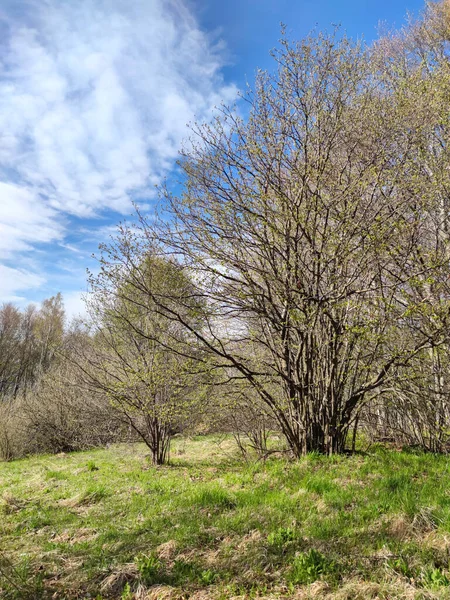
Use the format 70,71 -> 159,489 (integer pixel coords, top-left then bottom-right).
1,436 -> 450,598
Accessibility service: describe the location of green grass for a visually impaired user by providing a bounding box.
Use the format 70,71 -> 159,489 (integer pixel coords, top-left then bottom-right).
1,437 -> 450,598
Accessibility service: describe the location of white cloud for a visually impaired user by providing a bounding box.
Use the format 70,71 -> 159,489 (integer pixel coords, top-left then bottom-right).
0,0 -> 237,301
63,290 -> 88,322
0,264 -> 45,302
0,182 -> 63,259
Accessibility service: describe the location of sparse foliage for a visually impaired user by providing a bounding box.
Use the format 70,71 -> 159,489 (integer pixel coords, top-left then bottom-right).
82,245 -> 209,464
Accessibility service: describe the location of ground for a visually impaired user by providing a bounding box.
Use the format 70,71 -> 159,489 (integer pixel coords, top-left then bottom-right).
1,436 -> 450,599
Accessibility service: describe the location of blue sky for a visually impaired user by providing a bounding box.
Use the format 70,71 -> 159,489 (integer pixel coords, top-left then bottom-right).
196,0 -> 424,86
0,0 -> 425,319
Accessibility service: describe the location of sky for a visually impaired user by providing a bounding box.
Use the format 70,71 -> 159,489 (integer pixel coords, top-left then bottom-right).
0,0 -> 425,320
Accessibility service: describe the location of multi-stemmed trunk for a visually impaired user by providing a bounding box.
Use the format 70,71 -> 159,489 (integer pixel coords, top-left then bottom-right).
143,415 -> 172,465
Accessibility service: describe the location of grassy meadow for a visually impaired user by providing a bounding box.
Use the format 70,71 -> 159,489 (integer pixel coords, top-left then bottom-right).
2,436 -> 450,599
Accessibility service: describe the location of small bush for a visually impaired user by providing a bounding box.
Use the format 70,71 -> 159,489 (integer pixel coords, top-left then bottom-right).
267,527 -> 297,548
388,556 -> 413,578
288,549 -> 333,585
422,567 -> 450,588
136,553 -> 166,586
172,559 -> 217,585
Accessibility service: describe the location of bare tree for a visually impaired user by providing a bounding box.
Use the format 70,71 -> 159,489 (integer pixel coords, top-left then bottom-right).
0,295 -> 65,401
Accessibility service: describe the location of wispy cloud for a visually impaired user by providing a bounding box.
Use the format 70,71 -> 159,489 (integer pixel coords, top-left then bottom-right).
0,0 -> 237,304
0,182 -> 63,259
0,264 -> 45,302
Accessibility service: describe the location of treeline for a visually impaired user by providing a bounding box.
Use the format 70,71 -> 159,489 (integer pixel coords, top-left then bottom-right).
3,1 -> 450,463
0,296 -> 127,460
0,295 -> 64,399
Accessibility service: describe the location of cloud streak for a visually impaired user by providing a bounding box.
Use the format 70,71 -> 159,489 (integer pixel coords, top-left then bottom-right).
0,0 -> 237,305
0,264 -> 44,302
